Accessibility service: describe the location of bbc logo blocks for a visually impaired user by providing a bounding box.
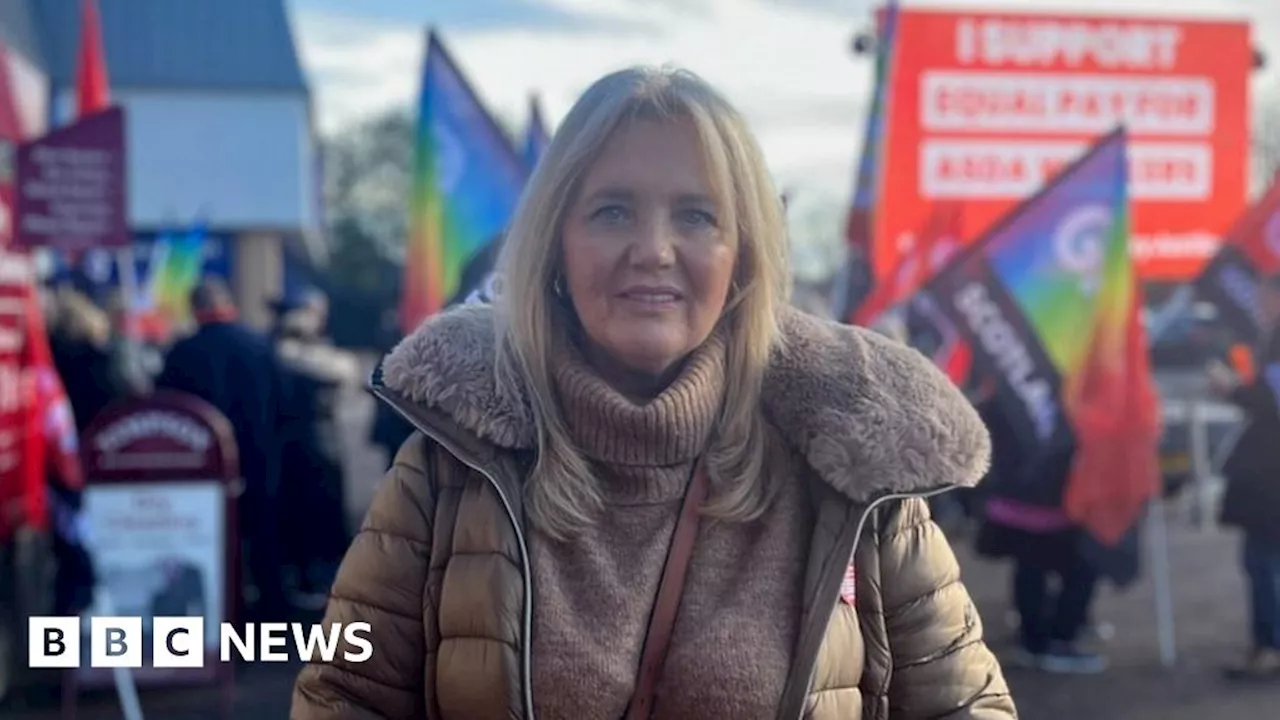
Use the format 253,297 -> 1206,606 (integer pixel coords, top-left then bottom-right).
28,617 -> 79,668
29,616 -> 205,668
153,617 -> 205,668
90,617 -> 143,668
29,617 -> 373,667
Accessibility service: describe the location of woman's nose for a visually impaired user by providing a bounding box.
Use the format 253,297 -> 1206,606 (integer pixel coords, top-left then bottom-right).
628,214 -> 676,269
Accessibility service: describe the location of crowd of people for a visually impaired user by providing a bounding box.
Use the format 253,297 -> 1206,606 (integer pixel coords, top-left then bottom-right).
39,272 -> 360,624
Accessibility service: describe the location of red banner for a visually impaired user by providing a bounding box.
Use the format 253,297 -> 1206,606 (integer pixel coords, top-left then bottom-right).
878,9 -> 1250,282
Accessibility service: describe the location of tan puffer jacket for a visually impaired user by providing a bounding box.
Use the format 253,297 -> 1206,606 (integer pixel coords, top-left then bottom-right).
293,306 -> 1016,719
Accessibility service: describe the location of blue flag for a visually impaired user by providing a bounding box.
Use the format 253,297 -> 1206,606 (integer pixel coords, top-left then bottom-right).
523,94 -> 550,173
401,29 -> 527,329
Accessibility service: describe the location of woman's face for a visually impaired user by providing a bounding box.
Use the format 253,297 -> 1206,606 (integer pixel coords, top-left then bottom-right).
561,117 -> 737,380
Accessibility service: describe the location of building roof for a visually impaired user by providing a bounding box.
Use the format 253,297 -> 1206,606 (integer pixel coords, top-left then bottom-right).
27,0 -> 308,92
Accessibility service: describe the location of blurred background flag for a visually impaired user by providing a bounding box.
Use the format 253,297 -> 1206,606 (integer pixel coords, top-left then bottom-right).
146,221 -> 208,334
921,129 -> 1160,549
398,29 -> 527,334
523,92 -> 550,173
75,0 -> 110,119
1189,173 -> 1280,346
854,200 -> 962,327
836,0 -> 899,324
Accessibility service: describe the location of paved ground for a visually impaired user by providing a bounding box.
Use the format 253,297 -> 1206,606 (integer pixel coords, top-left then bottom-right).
8,372 -> 1280,718
958,513 -> 1280,719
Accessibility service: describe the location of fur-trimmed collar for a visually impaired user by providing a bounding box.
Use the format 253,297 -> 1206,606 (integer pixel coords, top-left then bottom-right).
379,304 -> 990,503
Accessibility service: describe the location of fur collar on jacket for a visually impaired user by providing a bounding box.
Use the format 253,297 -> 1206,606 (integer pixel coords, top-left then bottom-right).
379,304 -> 990,503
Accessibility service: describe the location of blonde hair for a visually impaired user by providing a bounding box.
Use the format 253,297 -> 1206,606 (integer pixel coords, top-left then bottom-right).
494,66 -> 791,540
51,287 -> 110,346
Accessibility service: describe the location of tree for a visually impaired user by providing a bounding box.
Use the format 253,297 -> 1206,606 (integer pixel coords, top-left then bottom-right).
322,110 -> 415,265
316,110 -> 414,347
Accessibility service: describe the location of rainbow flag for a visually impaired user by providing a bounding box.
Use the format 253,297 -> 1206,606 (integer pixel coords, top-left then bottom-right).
144,223 -> 207,337
400,30 -> 527,333
916,129 -> 1159,549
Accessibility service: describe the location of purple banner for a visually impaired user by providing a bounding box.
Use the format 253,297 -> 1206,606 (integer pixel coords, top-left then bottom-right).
16,107 -> 128,251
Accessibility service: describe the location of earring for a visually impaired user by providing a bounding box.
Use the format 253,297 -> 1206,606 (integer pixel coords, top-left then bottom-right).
553,274 -> 566,298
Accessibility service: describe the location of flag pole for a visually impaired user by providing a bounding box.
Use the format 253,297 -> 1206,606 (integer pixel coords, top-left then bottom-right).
1147,499 -> 1178,668
115,245 -> 139,337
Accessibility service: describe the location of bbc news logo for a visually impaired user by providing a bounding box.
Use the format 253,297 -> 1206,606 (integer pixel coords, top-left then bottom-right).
29,617 -> 373,668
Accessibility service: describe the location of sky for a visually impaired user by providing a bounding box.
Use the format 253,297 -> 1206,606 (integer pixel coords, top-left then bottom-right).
288,0 -> 1280,272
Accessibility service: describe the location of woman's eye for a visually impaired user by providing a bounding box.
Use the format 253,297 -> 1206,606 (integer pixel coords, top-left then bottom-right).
677,209 -> 717,228
591,205 -> 629,225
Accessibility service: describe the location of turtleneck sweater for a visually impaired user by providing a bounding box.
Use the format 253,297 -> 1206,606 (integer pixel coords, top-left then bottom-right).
529,334 -> 814,719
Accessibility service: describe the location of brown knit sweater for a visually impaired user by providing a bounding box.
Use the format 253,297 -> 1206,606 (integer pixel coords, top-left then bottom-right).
529,335 -> 814,719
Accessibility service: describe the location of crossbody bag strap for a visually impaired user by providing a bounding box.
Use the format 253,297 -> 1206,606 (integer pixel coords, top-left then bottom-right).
622,460 -> 710,720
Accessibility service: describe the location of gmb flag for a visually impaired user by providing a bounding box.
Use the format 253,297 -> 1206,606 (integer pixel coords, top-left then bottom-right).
912,129 -> 1160,547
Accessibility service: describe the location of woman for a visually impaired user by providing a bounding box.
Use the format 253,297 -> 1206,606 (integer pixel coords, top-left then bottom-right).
293,67 -> 1013,719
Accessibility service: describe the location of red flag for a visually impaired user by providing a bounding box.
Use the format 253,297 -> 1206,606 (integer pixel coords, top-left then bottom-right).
75,0 -> 110,119
1226,172 -> 1280,276
854,202 -> 963,327
0,43 -> 23,247
937,336 -> 973,387
1063,276 -> 1161,546
0,251 -> 82,543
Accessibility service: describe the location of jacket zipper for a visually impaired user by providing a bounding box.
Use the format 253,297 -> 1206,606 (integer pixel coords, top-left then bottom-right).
371,386 -> 539,720
789,485 -> 959,720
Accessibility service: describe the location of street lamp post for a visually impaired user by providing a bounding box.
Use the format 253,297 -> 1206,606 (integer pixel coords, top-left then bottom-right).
850,29 -> 875,58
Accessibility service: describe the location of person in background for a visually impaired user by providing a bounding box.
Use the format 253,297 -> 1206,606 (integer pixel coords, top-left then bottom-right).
368,234 -> 506,467
102,289 -> 158,399
45,285 -> 115,432
974,389 -> 1105,675
1211,272 -> 1280,679
156,278 -> 292,623
271,289 -> 359,609
295,66 -> 1012,719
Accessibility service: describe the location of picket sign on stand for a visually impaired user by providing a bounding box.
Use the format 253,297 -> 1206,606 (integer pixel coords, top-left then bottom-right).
65,391 -> 241,720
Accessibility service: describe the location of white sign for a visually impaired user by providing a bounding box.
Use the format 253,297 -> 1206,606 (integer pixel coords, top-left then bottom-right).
920,139 -> 1211,201
76,482 -> 225,676
921,71 -> 1214,136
